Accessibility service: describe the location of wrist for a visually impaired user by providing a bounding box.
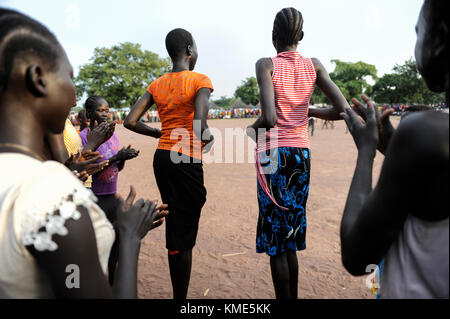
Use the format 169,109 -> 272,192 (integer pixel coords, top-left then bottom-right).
84,141 -> 100,152
358,146 -> 376,160
119,233 -> 141,247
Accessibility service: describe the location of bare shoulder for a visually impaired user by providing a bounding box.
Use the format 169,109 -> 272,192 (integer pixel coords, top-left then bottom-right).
378,111 -> 449,221
310,57 -> 323,70
255,57 -> 273,72
394,111 -> 449,159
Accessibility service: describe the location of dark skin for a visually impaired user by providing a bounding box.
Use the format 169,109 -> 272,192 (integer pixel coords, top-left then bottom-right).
247,31 -> 351,300
78,110 -> 90,132
247,40 -> 349,142
339,2 -> 449,276
124,37 -> 212,299
85,100 -> 140,171
44,120 -> 113,182
125,40 -> 214,152
0,43 -> 168,298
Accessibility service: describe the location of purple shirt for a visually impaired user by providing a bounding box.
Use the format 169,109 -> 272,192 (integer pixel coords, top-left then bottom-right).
80,128 -> 120,195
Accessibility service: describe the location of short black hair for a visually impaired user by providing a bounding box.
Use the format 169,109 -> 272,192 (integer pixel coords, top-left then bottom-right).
84,96 -> 106,114
165,28 -> 193,60
0,8 -> 62,94
273,7 -> 304,47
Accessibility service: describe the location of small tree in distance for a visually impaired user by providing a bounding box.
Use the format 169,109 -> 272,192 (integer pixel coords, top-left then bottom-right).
75,42 -> 171,108
234,77 -> 259,106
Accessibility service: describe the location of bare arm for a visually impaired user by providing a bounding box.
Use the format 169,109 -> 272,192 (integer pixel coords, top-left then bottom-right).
193,87 -> 214,152
340,107 -> 449,275
250,58 -> 277,131
27,187 -> 167,298
309,58 -> 350,120
124,91 -> 161,138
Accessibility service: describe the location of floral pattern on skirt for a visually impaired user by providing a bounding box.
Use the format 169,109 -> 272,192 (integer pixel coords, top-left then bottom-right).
256,147 -> 311,256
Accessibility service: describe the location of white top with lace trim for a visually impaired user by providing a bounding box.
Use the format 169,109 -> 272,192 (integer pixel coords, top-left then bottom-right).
0,153 -> 115,298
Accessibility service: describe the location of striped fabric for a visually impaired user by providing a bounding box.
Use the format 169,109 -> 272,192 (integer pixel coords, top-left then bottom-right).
63,118 -> 92,188
256,51 -> 316,210
63,118 -> 83,156
257,51 -> 316,152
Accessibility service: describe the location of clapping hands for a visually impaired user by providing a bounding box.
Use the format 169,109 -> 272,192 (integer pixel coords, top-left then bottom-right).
116,186 -> 169,240
66,150 -> 109,181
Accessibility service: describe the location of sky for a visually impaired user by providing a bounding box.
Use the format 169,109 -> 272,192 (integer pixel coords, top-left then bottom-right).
2,0 -> 424,104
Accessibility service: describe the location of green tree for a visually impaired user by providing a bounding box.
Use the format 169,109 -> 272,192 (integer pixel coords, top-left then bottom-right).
311,60 -> 377,104
234,77 -> 259,106
75,42 -> 171,108
372,58 -> 445,104
213,96 -> 236,108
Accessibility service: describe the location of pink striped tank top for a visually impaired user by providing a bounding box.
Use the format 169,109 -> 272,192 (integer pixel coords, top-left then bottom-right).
257,51 -> 316,152
255,51 -> 316,210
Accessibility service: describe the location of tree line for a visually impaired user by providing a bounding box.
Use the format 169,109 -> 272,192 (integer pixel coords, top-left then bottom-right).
74,42 -> 445,110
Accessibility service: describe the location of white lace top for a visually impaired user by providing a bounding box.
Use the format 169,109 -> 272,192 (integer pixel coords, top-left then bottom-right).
0,153 -> 115,298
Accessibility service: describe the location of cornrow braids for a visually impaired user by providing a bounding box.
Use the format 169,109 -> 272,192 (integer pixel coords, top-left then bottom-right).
272,7 -> 304,47
0,8 -> 61,94
84,96 -> 105,114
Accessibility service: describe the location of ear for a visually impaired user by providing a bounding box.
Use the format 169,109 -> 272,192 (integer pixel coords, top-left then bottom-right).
186,45 -> 193,57
25,64 -> 48,97
299,31 -> 304,42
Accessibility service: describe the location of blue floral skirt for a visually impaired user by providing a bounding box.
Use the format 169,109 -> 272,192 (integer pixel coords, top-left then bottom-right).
256,147 -> 311,256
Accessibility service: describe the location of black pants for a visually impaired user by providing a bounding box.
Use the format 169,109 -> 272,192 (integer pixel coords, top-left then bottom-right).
153,150 -> 207,251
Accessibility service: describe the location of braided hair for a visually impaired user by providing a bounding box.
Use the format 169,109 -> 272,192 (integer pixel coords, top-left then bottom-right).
0,8 -> 61,94
84,96 -> 106,114
272,7 -> 304,47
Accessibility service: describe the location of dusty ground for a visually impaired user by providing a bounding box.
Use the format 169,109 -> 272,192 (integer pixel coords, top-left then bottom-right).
114,117 -> 395,299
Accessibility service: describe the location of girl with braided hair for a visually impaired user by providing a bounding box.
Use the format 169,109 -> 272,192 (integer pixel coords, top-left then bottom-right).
0,8 -> 167,298
247,7 -> 351,299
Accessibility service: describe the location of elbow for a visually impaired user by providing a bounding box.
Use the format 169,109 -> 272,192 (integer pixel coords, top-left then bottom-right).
342,254 -> 366,277
123,118 -> 134,130
341,239 -> 370,276
263,114 -> 277,128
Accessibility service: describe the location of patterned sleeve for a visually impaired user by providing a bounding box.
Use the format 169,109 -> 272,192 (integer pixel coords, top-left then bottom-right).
15,162 -> 98,252
195,74 -> 214,94
147,80 -> 156,96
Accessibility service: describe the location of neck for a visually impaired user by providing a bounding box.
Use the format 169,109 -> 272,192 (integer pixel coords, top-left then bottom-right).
0,102 -> 47,159
171,57 -> 190,73
277,45 -> 298,54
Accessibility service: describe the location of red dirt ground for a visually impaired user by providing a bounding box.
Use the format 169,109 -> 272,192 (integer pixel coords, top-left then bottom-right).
114,117 -> 393,299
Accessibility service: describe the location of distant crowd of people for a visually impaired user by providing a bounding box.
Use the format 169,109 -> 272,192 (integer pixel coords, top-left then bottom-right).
380,102 -> 448,115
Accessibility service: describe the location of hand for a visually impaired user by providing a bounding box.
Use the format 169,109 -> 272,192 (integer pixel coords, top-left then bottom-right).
340,95 -> 378,157
117,145 -> 140,161
86,121 -> 116,149
116,186 -> 169,240
71,170 -> 89,182
65,150 -> 109,176
202,135 -> 215,153
351,95 -> 394,155
153,128 -> 162,139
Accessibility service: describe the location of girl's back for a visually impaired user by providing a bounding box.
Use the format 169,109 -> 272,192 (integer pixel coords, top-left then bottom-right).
258,51 -> 316,152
